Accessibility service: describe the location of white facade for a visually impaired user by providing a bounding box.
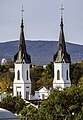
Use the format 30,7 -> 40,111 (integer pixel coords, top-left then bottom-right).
34,87 -> 50,100
53,62 -> 71,89
13,62 -> 31,100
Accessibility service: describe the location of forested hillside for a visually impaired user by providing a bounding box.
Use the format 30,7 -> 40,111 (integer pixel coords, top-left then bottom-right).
0,40 -> 83,65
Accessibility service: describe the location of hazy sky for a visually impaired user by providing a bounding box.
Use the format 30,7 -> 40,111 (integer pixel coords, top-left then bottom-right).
0,0 -> 83,45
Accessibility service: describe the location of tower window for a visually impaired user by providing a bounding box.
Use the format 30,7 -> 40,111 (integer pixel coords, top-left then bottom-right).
26,87 -> 29,88
27,70 -> 28,80
26,91 -> 29,100
17,70 -> 20,80
67,70 -> 68,80
57,70 -> 60,80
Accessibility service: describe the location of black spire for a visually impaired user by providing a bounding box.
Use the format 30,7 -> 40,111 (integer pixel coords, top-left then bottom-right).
53,5 -> 71,63
14,6 -> 31,63
58,15 -> 66,52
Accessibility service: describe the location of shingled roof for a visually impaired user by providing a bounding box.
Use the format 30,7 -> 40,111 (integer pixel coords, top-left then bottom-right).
14,17 -> 31,63
53,16 -> 71,63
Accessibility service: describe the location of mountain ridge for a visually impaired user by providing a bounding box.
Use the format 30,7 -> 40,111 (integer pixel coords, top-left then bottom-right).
0,40 -> 83,65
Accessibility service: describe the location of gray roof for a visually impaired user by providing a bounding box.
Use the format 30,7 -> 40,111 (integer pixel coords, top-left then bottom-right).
0,108 -> 19,120
14,18 -> 31,63
53,16 -> 71,63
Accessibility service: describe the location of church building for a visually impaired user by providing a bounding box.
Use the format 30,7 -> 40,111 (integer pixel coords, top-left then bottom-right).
53,6 -> 71,89
13,9 -> 31,100
13,5 -> 71,101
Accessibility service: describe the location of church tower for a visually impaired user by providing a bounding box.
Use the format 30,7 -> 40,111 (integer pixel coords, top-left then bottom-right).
53,5 -> 71,89
13,7 -> 31,100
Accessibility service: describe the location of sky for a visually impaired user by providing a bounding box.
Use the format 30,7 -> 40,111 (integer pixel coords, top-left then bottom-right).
0,0 -> 83,45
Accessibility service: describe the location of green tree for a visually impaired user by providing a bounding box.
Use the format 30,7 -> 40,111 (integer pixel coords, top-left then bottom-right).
15,97 -> 26,114
0,71 -> 14,93
71,62 -> 83,85
0,95 -> 26,114
0,63 -> 14,93
37,62 -> 53,89
20,105 -> 38,120
0,95 -> 16,113
38,85 -> 83,120
30,66 -> 44,94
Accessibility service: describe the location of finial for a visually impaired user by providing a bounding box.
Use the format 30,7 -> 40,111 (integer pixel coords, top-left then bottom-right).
60,4 -> 64,28
21,5 -> 24,19
21,5 -> 24,29
60,4 -> 64,17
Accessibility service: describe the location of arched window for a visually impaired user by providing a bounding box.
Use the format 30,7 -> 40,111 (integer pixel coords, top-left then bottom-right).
67,70 -> 68,80
57,70 -> 60,80
17,70 -> 20,80
27,70 -> 28,80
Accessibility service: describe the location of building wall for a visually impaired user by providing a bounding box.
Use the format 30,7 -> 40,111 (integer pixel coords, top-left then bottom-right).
53,62 -> 71,89
14,63 -> 30,83
35,87 -> 50,100
13,63 -> 31,100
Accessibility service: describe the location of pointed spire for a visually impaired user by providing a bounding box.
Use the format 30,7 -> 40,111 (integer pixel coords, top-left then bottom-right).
18,6 -> 26,52
58,4 -> 66,53
14,6 -> 31,63
53,4 -> 71,63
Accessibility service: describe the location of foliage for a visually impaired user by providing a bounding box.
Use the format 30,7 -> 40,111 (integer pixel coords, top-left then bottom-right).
15,97 -> 26,114
42,62 -> 54,79
0,71 -> 14,93
19,85 -> 83,120
0,63 -> 14,93
4,60 -> 14,68
0,95 -> 26,114
31,61 -> 83,92
1,86 -> 83,120
37,62 -> 53,89
0,60 -> 83,94
20,105 -> 38,120
30,62 -> 54,94
38,85 -> 83,120
30,66 -> 44,94
0,65 -> 9,73
0,78 -> 12,93
0,61 -> 83,119
71,62 -> 83,85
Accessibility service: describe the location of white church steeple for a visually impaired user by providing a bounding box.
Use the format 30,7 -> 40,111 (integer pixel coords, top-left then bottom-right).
53,5 -> 71,89
13,6 -> 31,100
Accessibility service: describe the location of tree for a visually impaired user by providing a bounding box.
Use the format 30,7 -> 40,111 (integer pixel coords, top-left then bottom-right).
0,95 -> 16,113
30,66 -> 44,94
0,71 -> 14,93
15,97 -> 26,114
71,62 -> 83,85
20,105 -> 38,120
37,62 -> 53,89
0,63 -> 14,93
38,85 -> 83,120
0,95 -> 26,114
